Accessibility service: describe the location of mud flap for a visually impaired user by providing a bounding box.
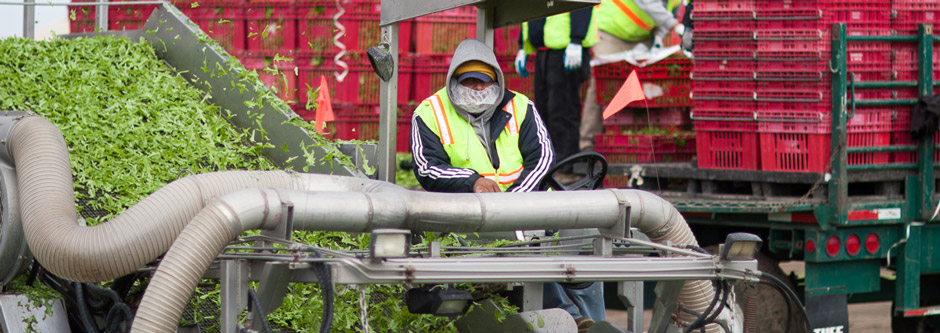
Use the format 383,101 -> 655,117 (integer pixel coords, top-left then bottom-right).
806,293 -> 849,333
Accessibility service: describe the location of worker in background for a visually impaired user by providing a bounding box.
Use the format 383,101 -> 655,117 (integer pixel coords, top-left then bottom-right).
412,39 -> 602,332
513,11 -> 607,330
579,0 -> 688,151
515,7 -> 597,183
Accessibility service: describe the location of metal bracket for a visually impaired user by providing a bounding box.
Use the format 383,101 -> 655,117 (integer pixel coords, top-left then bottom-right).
600,190 -> 631,239
262,201 -> 294,243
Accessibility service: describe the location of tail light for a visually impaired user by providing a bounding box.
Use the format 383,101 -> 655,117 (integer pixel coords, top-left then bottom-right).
825,235 -> 840,257
805,239 -> 816,253
865,233 -> 880,254
845,234 -> 861,256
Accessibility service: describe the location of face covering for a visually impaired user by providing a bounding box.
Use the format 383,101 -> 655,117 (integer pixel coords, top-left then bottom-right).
451,82 -> 501,115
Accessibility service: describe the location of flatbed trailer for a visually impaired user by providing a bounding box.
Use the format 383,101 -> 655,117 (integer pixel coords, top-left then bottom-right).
604,24 -> 940,332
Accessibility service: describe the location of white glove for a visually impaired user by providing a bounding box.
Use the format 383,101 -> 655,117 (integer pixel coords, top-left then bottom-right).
514,49 -> 529,78
674,23 -> 686,37
563,43 -> 583,71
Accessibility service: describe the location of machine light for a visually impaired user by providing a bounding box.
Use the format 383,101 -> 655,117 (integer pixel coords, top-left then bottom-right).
405,287 -> 473,317
805,239 -> 816,253
845,234 -> 861,256
369,229 -> 411,259
720,233 -> 762,261
825,235 -> 840,257
865,233 -> 880,254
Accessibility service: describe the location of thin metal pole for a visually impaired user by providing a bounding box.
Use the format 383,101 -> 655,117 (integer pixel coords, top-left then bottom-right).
377,23 -> 399,183
96,0 -> 109,32
23,0 -> 35,39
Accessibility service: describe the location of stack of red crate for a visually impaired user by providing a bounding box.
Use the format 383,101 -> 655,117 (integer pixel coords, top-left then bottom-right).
890,0 -> 940,163
593,54 -> 695,187
692,0 -> 900,172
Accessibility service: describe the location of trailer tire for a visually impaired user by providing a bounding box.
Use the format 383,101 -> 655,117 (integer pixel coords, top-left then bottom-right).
706,246 -> 794,332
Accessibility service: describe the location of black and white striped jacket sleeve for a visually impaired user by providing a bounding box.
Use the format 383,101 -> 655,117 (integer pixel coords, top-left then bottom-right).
507,101 -> 555,193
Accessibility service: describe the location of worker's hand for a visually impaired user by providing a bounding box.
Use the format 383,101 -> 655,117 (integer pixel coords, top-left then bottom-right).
473,177 -> 501,193
514,50 -> 529,78
563,43 -> 583,71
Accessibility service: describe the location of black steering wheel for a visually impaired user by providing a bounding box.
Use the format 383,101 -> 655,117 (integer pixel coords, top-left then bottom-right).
538,151 -> 608,191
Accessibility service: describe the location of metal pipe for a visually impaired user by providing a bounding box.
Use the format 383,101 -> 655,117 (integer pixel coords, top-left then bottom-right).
0,113 -> 721,332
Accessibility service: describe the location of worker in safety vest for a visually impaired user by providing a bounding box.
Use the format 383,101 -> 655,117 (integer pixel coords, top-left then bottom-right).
411,38 -> 554,193
579,0 -> 688,151
411,39 -> 603,332
515,8 -> 597,182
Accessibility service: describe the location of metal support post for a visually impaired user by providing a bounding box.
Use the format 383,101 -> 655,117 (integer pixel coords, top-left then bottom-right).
221,260 -> 249,333
522,282 -> 544,312
476,4 -> 494,49
896,223 -> 922,312
377,23 -> 399,183
23,0 -> 35,39
828,23 -> 848,229
916,24 -> 935,221
618,281 -> 644,333
96,0 -> 109,32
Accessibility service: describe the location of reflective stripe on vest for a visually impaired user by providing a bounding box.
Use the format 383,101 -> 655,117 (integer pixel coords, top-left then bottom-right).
420,90 -> 529,191
598,0 -> 681,42
429,94 -> 454,145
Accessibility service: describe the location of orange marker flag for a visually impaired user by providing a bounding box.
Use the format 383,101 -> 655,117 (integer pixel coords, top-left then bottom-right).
314,75 -> 335,134
602,69 -> 646,120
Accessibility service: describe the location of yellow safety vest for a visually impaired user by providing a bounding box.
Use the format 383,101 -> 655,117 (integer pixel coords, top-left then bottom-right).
415,89 -> 531,192
522,11 -> 599,54
596,0 -> 681,42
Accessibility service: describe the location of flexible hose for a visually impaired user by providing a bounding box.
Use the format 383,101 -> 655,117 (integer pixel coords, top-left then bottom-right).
247,288 -> 272,333
309,247 -> 333,333
684,281 -> 723,333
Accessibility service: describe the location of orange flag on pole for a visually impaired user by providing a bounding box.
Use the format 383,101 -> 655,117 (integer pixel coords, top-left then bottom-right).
314,75 -> 335,134
602,69 -> 646,120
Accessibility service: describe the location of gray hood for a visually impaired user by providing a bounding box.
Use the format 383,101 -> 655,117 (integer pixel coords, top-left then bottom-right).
446,39 -> 506,123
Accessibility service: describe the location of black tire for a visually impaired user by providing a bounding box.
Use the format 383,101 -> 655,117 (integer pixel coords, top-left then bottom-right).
705,246 -> 795,333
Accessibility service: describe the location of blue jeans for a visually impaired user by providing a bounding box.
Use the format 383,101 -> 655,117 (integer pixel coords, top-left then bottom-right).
543,281 -> 606,321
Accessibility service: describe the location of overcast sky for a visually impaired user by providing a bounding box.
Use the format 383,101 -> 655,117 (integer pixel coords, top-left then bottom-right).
1,0 -> 71,39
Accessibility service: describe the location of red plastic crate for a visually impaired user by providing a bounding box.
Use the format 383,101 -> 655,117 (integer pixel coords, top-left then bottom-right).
412,55 -> 453,104
691,89 -> 754,101
694,59 -> 758,72
693,79 -> 756,92
695,19 -> 757,32
759,132 -> 830,172
603,108 -> 690,128
695,30 -> 755,41
755,69 -> 827,81
494,25 -> 522,57
892,0 -> 940,10
413,7 -> 476,55
297,56 -> 413,108
598,78 -> 691,107
694,49 -> 756,61
328,114 -> 412,152
696,40 -> 756,51
889,131 -> 939,163
296,4 -> 412,55
593,58 -> 692,81
755,50 -> 824,61
694,99 -> 756,112
190,6 -> 246,53
245,5 -> 297,54
694,119 -> 760,170
498,56 -> 535,98
695,0 -> 755,11
819,0 -> 891,10
596,141 -> 696,163
603,174 -> 634,188
758,0 -> 821,9
242,56 -> 299,104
